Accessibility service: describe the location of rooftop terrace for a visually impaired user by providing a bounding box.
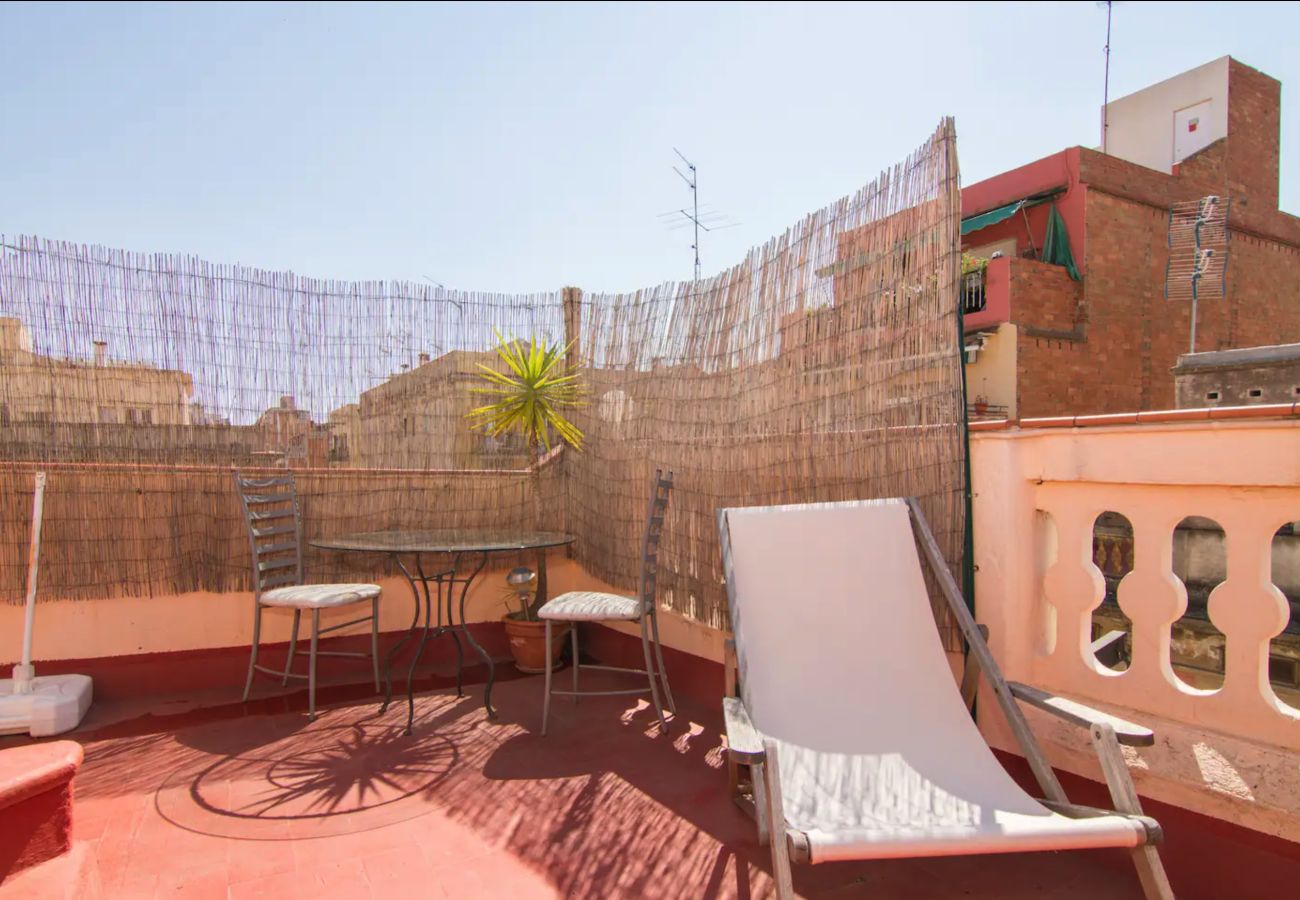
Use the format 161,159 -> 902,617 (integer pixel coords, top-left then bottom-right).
3,671 -> 1156,900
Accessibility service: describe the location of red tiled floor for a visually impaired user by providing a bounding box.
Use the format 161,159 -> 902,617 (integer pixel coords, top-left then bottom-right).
1,673 -> 1149,899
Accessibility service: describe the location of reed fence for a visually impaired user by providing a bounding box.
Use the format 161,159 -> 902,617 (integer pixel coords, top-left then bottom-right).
0,120 -> 964,644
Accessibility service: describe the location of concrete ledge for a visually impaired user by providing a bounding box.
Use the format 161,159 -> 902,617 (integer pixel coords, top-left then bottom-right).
0,740 -> 82,813
0,740 -> 82,881
981,692 -> 1300,844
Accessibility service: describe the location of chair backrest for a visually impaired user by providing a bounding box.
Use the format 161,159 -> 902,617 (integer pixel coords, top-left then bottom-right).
637,469 -> 673,615
717,498 -> 974,754
233,471 -> 304,597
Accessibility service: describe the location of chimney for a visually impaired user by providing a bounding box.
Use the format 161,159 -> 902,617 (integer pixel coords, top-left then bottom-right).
280,395 -> 294,409
418,352 -> 430,366
93,340 -> 107,367
400,363 -> 410,373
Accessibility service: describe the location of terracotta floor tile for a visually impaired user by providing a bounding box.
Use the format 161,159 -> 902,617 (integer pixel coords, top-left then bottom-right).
225,837 -> 298,886
28,675 -> 1160,900
152,864 -> 229,900
360,844 -> 435,884
227,867 -> 308,900
113,871 -> 161,900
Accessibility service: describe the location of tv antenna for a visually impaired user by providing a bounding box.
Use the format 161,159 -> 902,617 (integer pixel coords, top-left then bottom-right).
659,149 -> 738,281
1165,196 -> 1231,352
1098,1 -> 1119,154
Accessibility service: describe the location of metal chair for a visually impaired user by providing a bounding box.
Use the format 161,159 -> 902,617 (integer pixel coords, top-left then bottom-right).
233,471 -> 382,719
539,469 -> 675,734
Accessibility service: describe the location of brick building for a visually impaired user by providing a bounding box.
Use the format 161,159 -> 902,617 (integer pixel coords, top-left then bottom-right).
961,57 -> 1300,419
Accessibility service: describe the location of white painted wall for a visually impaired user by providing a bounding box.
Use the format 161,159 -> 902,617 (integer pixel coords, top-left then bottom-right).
965,323 -> 1017,420
1101,56 -> 1230,174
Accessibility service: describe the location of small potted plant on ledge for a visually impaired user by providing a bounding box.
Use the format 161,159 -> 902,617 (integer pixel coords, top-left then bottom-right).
468,331 -> 585,672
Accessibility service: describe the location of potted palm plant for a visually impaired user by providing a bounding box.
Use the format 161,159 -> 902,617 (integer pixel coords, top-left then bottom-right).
468,331 -> 585,672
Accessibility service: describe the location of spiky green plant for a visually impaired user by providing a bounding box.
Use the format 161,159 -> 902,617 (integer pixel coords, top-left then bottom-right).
467,331 -> 586,459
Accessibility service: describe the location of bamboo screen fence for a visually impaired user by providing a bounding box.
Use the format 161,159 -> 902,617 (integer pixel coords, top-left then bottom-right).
0,120 -> 964,642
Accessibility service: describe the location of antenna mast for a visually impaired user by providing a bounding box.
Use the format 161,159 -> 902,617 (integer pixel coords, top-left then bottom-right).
673,149 -> 702,281
659,151 -> 739,281
1102,0 -> 1113,154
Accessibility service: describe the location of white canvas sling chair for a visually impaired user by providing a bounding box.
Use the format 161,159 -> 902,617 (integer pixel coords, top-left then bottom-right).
717,498 -> 1172,899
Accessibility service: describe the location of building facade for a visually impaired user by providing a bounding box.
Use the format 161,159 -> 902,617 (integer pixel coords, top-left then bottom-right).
331,350 -> 529,470
0,317 -> 194,427
961,57 -> 1300,420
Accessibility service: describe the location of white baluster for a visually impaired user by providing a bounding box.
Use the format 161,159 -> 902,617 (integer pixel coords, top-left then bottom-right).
1207,514 -> 1294,730
1117,500 -> 1191,711
1039,491 -> 1105,683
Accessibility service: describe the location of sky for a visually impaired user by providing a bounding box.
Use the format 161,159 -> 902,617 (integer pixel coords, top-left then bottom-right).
1,1 -> 1297,295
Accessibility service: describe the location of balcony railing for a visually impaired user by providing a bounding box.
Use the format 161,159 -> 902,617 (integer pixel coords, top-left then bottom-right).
961,269 -> 986,314
967,401 -> 1008,421
971,413 -> 1300,841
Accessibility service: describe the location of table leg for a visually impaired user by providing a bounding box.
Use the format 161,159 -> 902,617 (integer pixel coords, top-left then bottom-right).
381,553 -> 424,715
535,548 -> 548,606
403,595 -> 434,735
414,558 -> 463,700
440,572 -> 465,698
401,556 -> 440,735
453,550 -> 496,719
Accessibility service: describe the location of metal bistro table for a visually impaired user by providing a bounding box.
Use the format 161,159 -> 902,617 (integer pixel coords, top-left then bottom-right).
310,530 -> 574,735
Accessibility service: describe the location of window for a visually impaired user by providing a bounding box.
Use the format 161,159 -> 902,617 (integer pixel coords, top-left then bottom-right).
1205,391 -> 1220,402
1247,388 -> 1263,400
0,404 -> 8,426
141,409 -> 153,425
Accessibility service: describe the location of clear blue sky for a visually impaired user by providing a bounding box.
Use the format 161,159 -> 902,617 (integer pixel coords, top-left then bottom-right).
2,1 -> 1297,293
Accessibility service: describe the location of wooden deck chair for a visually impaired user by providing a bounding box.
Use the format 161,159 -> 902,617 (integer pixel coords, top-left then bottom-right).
717,498 -> 1172,900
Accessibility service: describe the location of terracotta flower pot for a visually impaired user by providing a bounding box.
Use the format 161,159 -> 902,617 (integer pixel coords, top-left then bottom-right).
503,615 -> 570,674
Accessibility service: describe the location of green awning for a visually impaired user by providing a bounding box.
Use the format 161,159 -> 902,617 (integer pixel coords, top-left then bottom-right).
961,200 -> 1024,236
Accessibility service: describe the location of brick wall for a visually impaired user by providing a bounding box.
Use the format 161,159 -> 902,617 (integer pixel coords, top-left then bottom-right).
1227,59 -> 1282,212
1078,148 -> 1300,247
1016,196 -> 1163,417
1013,189 -> 1300,418
1175,137 -> 1229,191
1011,258 -> 1081,334
1005,259 -> 1089,418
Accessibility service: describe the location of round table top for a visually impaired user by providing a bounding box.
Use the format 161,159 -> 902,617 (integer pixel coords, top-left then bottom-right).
309,529 -> 574,554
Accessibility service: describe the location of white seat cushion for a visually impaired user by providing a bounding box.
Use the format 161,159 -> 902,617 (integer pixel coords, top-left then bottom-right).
260,583 -> 381,609
538,591 -> 642,621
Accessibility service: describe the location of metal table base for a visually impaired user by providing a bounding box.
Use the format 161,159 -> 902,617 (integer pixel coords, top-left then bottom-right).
380,550 -> 495,735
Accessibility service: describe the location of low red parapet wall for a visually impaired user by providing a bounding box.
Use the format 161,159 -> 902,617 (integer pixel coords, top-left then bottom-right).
0,741 -> 82,881
19,622 -> 510,705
